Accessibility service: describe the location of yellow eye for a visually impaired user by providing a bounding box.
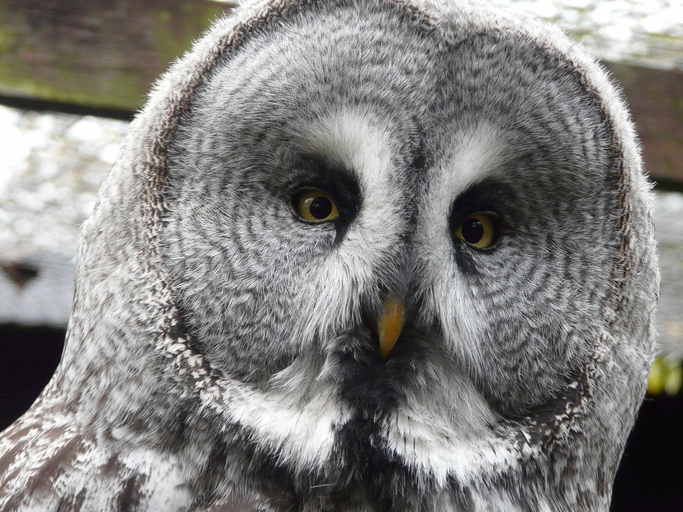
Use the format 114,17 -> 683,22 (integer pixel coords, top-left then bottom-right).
455,212 -> 498,249
294,189 -> 340,223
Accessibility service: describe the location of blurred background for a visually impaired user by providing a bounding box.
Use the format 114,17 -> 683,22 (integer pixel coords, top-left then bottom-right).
0,0 -> 680,509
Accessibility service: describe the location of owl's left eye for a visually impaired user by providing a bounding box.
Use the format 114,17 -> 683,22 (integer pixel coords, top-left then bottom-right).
293,189 -> 340,223
454,212 -> 498,249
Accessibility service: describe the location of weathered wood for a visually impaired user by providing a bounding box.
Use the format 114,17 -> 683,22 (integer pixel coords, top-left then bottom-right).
607,64 -> 683,185
0,0 -> 234,110
0,0 -> 681,184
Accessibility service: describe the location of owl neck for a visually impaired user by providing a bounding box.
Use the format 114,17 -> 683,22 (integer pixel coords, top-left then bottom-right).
47,319 -> 616,511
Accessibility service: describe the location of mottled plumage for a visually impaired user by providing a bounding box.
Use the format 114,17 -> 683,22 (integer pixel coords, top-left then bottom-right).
0,0 -> 658,510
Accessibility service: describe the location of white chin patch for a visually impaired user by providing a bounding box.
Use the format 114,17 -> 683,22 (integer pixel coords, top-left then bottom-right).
216,377 -> 348,472
381,379 -> 515,489
384,408 -> 519,488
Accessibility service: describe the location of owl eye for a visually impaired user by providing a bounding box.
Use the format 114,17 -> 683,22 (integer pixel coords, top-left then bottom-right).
455,212 -> 498,249
294,189 -> 340,223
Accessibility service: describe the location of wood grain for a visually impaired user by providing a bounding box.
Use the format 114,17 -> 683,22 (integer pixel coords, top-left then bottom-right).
0,0 -> 234,110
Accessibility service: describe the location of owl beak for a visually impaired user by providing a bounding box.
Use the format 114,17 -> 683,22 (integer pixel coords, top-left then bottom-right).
377,296 -> 405,359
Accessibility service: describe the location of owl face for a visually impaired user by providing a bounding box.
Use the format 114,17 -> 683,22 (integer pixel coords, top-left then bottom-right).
154,0 -> 652,500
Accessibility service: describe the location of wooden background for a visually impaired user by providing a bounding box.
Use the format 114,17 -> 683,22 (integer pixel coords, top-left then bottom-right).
0,0 -> 682,186
0,0 -> 234,111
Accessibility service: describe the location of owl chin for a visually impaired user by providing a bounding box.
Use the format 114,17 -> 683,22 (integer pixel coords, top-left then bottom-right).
242,323 -> 500,508
319,323 -> 430,407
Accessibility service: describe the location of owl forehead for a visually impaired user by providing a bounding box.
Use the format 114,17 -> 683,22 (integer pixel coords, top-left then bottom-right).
178,15 -> 616,276
169,0 -> 619,292
300,107 -> 506,213
195,2 -> 609,192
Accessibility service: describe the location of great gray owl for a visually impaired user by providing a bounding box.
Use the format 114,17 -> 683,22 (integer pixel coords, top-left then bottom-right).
0,0 -> 659,510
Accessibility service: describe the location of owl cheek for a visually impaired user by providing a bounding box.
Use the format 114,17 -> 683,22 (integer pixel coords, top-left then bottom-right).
469,310 -> 593,417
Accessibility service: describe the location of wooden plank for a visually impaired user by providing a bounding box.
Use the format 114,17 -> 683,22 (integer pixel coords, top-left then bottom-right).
0,0 -> 681,184
607,64 -> 683,187
0,0 -> 234,110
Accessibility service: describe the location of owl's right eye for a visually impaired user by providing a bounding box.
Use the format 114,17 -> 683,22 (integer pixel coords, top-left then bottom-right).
293,189 -> 340,223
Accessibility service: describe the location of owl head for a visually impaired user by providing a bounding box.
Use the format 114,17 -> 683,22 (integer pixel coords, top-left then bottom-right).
55,0 -> 658,508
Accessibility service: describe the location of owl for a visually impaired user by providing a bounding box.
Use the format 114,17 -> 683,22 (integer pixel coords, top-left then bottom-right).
0,0 -> 659,510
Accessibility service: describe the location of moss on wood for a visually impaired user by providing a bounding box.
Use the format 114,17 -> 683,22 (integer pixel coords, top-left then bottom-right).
0,0 -> 230,110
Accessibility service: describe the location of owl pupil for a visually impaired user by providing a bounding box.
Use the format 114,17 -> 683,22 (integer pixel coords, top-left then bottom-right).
309,197 -> 333,219
462,218 -> 484,244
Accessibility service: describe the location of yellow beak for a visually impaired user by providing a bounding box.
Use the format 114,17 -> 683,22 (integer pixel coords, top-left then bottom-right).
377,296 -> 405,359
